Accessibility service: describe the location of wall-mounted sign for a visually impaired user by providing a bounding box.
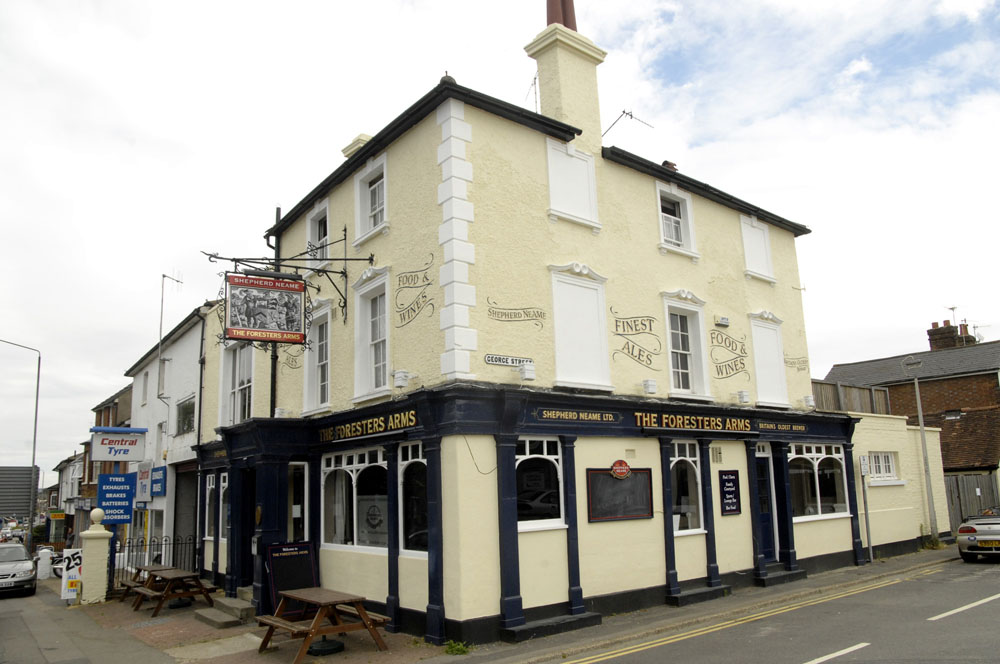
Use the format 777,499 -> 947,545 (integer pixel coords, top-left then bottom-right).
719,470 -> 741,515
610,308 -> 663,369
151,466 -> 167,496
317,409 -> 418,443
98,473 -> 136,524
532,408 -> 622,424
709,329 -> 749,380
634,412 -> 752,433
225,272 -> 305,343
758,421 -> 809,434
487,298 -> 546,329
484,354 -> 534,367
135,461 -> 152,503
610,459 -> 632,479
90,427 -> 147,462
586,468 -> 653,522
395,255 -> 435,328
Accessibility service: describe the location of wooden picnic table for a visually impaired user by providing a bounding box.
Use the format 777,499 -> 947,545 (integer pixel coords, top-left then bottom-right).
131,567 -> 218,617
257,587 -> 389,664
119,563 -> 173,603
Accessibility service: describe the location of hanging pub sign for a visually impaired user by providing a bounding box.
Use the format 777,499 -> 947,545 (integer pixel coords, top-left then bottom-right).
90,427 -> 147,462
225,272 -> 305,343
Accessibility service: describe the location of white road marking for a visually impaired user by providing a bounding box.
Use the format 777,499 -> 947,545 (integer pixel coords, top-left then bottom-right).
927,592 -> 1000,621
802,643 -> 870,664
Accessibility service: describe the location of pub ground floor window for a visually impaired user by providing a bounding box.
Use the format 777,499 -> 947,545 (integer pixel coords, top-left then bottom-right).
671,440 -> 702,531
400,442 -> 427,552
321,448 -> 388,548
515,438 -> 563,526
288,462 -> 308,542
789,444 -> 847,517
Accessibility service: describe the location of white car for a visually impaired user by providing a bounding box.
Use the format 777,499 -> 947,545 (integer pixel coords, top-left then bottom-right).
957,509 -> 1000,563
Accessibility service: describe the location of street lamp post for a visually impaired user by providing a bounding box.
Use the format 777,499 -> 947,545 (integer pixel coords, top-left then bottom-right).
0,339 -> 41,551
902,355 -> 939,541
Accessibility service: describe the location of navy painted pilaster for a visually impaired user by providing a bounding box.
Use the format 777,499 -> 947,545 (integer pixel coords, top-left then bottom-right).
771,441 -> 799,571
252,458 -> 286,615
385,443 -> 401,632
225,464 -> 243,596
658,437 -> 681,597
842,441 -> 866,566
744,440 -> 767,580
424,437 -> 446,644
698,439 -> 721,587
495,434 -> 525,628
559,435 -> 585,614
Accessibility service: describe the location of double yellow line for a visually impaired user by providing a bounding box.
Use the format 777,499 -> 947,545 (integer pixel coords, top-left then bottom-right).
565,578 -> 903,664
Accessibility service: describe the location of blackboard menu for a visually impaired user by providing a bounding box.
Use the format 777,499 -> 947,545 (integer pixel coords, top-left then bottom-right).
266,542 -> 318,619
719,470 -> 741,515
586,468 -> 653,522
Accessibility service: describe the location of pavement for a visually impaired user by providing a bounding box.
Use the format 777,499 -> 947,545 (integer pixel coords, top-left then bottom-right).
4,544 -> 960,664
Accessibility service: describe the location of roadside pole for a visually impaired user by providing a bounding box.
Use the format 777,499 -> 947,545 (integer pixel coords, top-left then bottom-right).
859,455 -> 873,563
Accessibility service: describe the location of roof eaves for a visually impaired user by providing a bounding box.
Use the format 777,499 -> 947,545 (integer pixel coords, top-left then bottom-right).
266,80 -> 580,238
124,303 -> 215,378
602,146 -> 811,237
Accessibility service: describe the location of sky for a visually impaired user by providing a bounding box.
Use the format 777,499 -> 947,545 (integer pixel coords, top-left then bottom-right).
2,0 -> 998,484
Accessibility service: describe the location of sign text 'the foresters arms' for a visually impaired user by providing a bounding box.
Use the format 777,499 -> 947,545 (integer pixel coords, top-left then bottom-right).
318,410 -> 418,442
633,412 -> 752,432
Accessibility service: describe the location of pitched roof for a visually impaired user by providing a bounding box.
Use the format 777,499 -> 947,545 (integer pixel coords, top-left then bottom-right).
824,340 -> 1000,386
922,406 -> 1000,472
267,79 -> 811,240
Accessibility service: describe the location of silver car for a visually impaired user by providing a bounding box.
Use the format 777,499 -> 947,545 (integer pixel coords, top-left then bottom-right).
0,542 -> 36,595
957,509 -> 1000,563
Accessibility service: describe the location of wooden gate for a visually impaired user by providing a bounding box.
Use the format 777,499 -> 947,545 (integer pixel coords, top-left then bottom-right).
945,472 -> 1000,534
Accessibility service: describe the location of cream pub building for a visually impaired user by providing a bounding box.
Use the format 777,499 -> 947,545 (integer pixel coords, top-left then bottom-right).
198,4 -> 872,645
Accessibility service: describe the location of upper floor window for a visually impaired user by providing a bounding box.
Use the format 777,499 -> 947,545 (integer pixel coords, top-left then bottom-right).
223,343 -> 253,425
157,358 -> 168,396
789,444 -> 847,517
308,204 -> 329,268
550,264 -> 611,391
304,309 -> 331,413
656,182 -> 698,260
516,438 -> 563,530
741,215 -> 775,283
353,154 -> 388,245
546,138 -> 599,230
352,267 -> 390,402
176,398 -> 195,435
662,291 -> 711,399
749,312 -> 788,407
141,371 -> 149,405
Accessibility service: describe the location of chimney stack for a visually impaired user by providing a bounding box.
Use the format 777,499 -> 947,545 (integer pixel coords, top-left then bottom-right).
526,2 -> 606,153
927,319 -> 978,350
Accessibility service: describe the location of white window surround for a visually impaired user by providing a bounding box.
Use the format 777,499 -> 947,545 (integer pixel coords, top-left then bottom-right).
221,342 -> 254,425
204,474 -> 216,540
868,451 -> 905,486
320,447 -> 389,552
550,263 -> 613,391
516,437 -> 567,533
661,290 -> 713,401
302,303 -> 332,416
656,181 -> 699,261
352,266 -> 391,403
741,215 -> 776,284
546,138 -> 599,232
789,443 -> 849,520
749,311 -> 789,407
219,472 -> 229,542
398,441 -> 428,557
671,440 -> 705,533
353,153 -> 389,247
307,201 -> 330,272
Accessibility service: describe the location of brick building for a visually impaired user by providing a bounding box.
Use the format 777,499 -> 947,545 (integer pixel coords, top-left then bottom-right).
825,321 -> 1000,530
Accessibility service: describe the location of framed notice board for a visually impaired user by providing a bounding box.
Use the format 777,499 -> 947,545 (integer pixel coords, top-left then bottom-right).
586,468 -> 653,522
719,470 -> 741,515
265,541 -> 318,619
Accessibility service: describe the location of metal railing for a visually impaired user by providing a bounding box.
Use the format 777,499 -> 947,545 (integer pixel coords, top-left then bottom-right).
108,535 -> 197,594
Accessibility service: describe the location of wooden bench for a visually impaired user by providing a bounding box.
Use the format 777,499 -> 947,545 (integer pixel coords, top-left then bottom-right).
336,604 -> 390,626
257,615 -> 313,637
